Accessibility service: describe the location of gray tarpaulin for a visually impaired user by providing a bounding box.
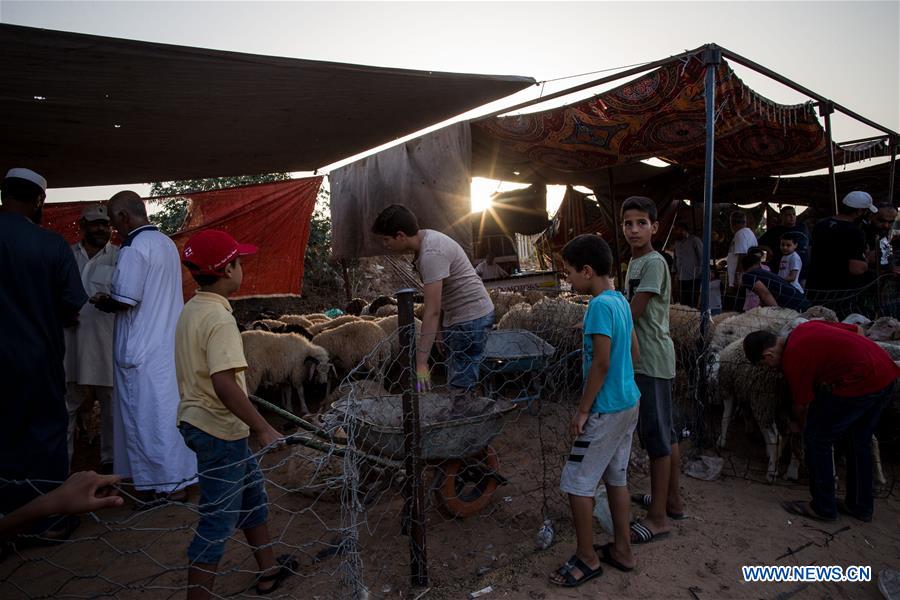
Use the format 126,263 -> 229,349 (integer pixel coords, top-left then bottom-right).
330,123 -> 473,259
0,24 -> 534,187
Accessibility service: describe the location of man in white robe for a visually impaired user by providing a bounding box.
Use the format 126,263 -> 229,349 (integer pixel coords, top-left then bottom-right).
94,191 -> 196,497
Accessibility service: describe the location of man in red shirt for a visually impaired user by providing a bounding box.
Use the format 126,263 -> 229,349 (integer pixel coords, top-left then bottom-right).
743,321 -> 899,522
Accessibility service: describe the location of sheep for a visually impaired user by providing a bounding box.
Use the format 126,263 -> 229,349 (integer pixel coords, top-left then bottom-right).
497,302 -> 535,331
250,318 -> 289,332
301,313 -> 330,323
323,378 -> 389,408
488,290 -> 526,322
524,290 -> 546,305
312,320 -> 391,377
799,306 -> 838,322
307,314 -> 361,337
345,297 -> 368,316
867,317 -> 900,341
710,306 -> 799,352
710,338 -> 796,482
366,295 -> 396,316
669,304 -> 703,349
374,304 -> 398,317
711,311 -> 738,327
375,315 -> 423,367
497,296 -> 584,354
241,331 -> 332,415
413,303 -> 425,320
278,314 -> 314,328
250,318 -> 313,338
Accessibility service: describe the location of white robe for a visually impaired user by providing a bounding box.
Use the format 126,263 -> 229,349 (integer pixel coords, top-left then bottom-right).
111,226 -> 197,492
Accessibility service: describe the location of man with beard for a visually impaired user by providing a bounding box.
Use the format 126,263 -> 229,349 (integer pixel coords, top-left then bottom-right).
64,204 -> 119,473
0,168 -> 87,540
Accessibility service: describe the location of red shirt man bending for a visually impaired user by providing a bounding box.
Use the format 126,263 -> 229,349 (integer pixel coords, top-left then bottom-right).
743,321 -> 899,523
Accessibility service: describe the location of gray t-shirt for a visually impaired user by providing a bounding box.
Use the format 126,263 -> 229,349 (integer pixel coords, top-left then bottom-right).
674,235 -> 703,281
415,229 -> 493,327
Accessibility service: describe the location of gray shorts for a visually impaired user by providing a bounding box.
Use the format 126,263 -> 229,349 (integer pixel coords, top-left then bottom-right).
560,405 -> 639,497
635,374 -> 674,459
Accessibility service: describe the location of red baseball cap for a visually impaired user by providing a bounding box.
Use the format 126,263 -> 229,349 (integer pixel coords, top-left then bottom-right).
182,229 -> 257,275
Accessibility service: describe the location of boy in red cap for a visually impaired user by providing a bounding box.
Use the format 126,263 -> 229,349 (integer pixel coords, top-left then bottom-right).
175,229 -> 294,598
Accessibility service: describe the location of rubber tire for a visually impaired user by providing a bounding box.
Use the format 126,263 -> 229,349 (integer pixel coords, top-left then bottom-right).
434,446 -> 500,518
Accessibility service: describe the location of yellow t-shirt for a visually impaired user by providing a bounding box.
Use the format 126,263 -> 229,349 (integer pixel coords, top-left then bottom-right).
175,291 -> 250,441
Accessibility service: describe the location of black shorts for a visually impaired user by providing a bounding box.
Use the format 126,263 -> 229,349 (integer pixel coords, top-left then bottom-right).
635,374 -> 674,459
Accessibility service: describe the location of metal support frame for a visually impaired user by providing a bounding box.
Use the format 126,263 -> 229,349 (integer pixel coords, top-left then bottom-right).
397,288 -> 428,587
890,136 -> 898,206
820,101 -> 839,214
606,168 -> 624,288
699,46 -> 721,335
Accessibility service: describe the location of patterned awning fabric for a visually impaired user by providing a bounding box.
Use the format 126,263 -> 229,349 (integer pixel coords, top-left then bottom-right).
472,51 -> 890,184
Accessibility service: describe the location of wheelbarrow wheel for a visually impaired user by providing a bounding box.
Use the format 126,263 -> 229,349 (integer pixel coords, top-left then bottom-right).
434,446 -> 501,518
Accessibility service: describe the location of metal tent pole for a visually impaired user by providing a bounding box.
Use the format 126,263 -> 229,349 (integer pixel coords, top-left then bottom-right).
890,136 -> 898,206
699,46 -> 721,334
607,168 -> 624,288
397,288 -> 428,587
820,101 -> 839,214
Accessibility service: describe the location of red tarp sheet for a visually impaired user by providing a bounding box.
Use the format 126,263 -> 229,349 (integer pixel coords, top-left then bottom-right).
41,177 -> 321,299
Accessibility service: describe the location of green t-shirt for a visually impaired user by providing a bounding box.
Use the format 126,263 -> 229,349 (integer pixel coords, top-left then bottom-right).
625,251 -> 676,379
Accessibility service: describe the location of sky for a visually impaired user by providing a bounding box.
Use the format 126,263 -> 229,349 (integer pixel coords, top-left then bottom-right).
2,0 -> 898,209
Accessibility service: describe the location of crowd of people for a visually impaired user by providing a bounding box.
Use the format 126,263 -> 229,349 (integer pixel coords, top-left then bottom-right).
669,192 -> 898,318
1,166 -> 898,594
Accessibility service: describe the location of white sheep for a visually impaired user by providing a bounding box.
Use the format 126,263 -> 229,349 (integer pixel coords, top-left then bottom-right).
241,330 -> 331,415
375,315 -> 422,367
798,305 -> 838,322
489,290 -> 526,322
278,314 -> 314,328
867,317 -> 900,341
374,304 -> 399,317
307,314 -> 361,337
710,306 -> 799,352
497,302 -> 534,331
312,320 -> 391,377
710,338 -> 796,482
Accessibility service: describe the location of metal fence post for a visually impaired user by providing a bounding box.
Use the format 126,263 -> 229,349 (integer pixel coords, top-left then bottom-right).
396,288 -> 428,587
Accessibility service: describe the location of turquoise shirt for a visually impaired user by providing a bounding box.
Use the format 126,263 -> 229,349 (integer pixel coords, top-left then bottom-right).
582,291 -> 640,413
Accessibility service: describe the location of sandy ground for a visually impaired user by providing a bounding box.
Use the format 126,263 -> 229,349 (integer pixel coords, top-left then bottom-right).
3,401 -> 898,600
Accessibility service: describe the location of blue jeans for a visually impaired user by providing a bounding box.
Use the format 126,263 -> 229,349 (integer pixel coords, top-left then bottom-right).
803,383 -> 893,519
179,423 -> 269,564
443,312 -> 494,390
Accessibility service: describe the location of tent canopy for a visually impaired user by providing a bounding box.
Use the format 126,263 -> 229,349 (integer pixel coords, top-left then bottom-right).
472,50 -> 890,185
0,24 -> 535,187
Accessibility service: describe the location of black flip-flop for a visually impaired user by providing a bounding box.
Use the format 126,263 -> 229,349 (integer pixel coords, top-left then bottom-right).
630,493 -> 686,520
594,543 -> 634,573
630,520 -> 671,545
780,500 -> 837,523
836,499 -> 872,523
256,554 -> 298,595
549,554 -> 603,588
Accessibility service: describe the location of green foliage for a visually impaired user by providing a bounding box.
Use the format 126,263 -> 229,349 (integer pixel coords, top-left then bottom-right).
304,187 -> 342,287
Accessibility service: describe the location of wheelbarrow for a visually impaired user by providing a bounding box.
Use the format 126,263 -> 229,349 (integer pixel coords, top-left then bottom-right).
481,329 -> 556,412
329,393 -> 517,517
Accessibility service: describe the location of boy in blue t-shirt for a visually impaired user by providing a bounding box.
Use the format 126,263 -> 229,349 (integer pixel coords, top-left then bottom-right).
550,234 -> 640,588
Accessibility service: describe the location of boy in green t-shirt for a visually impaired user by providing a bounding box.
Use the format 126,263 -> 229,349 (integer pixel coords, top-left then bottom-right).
621,196 -> 684,545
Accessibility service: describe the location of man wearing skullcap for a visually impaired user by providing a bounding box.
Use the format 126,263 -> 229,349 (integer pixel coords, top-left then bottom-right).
0,168 -> 87,540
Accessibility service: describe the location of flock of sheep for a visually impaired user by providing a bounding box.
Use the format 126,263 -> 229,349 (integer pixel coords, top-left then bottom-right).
241,289 -> 900,485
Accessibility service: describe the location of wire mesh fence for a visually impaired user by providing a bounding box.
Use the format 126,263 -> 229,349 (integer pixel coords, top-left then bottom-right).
2,285 -> 898,599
